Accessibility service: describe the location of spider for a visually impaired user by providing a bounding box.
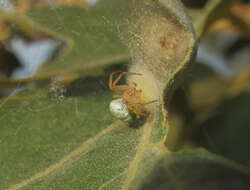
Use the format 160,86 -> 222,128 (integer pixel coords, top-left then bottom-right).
109,71 -> 156,120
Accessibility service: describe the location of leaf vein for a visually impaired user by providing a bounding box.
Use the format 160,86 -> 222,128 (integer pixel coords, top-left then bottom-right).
121,119 -> 153,190
98,169 -> 128,190
5,121 -> 123,190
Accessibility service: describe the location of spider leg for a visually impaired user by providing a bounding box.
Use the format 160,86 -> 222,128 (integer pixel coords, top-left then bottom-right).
130,82 -> 142,92
127,103 -> 149,119
132,100 -> 158,108
112,94 -> 122,99
131,82 -> 137,87
109,71 -> 142,91
135,109 -> 149,119
143,100 -> 158,105
109,71 -> 121,90
129,100 -> 157,118
127,104 -> 140,119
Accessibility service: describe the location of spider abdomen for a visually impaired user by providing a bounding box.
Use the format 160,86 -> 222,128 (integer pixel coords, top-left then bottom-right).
109,98 -> 131,121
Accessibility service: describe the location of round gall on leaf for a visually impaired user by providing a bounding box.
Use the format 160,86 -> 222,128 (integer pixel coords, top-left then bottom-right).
109,98 -> 131,121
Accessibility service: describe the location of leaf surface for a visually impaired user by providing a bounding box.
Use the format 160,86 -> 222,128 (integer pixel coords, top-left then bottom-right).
26,3 -> 129,79
129,148 -> 250,190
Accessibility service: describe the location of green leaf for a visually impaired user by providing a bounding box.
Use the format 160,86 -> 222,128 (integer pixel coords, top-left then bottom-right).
191,92 -> 250,168
1,0 -> 198,189
0,82 -> 163,189
190,0 -> 237,38
26,3 -> 130,79
0,10 -> 65,80
128,148 -> 250,190
0,1 -> 130,90
0,10 -> 70,98
3,0 -> 249,190
0,87 -> 114,189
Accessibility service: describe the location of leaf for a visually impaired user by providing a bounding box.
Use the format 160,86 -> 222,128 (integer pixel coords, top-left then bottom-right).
190,0 -> 237,38
0,0 -> 130,91
0,10 -> 63,75
0,10 -> 67,96
128,148 -> 250,190
120,0 -> 196,121
14,0 -> 85,12
191,92 -> 250,168
3,0 -> 249,190
0,85 -> 114,189
186,1 -> 250,39
0,80 -> 164,189
25,3 -> 129,79
1,0 -> 198,189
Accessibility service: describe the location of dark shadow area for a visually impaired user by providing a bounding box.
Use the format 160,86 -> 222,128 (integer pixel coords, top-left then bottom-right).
65,61 -> 151,129
165,86 -> 195,151
181,0 -> 208,9
242,0 -> 250,3
164,63 -> 214,151
65,62 -> 128,97
225,37 -> 250,59
192,92 -> 250,167
140,160 -> 250,190
0,45 -> 21,77
128,114 -> 147,128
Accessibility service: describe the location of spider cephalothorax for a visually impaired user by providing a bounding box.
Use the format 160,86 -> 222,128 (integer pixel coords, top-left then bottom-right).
109,71 -> 156,120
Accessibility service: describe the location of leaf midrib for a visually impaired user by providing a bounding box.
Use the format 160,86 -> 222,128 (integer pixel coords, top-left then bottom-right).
122,120 -> 153,190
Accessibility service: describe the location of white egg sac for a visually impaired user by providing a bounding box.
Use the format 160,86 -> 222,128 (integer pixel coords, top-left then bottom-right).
109,98 -> 131,120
